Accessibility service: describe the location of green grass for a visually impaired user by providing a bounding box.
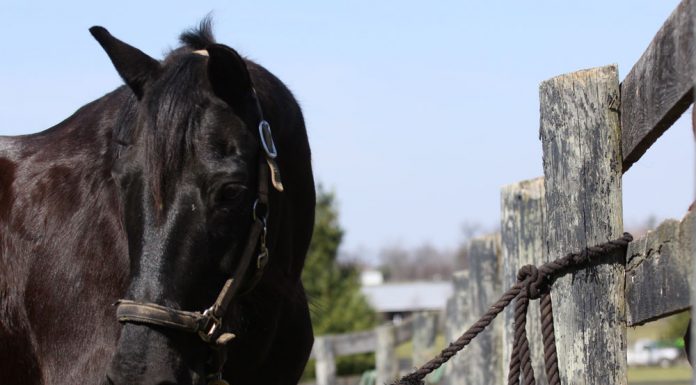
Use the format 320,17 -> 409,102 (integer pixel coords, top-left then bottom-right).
627,311 -> 689,345
622,312 -> 692,384
628,318 -> 674,344
396,335 -> 447,361
628,365 -> 691,383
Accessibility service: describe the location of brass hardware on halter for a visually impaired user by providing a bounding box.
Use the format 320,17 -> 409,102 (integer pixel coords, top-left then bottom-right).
259,120 -> 284,192
253,198 -> 270,270
258,121 -> 277,159
198,307 -> 222,343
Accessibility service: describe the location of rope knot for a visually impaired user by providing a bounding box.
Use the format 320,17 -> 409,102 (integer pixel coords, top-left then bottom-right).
517,265 -> 546,300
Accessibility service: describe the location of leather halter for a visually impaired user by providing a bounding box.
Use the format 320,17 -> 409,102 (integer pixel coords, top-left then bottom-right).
115,83 -> 283,381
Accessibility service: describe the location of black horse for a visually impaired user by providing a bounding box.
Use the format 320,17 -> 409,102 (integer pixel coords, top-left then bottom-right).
0,21 -> 315,385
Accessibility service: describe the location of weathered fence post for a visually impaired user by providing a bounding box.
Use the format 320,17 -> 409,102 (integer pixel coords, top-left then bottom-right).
691,2 -> 696,385
540,65 -> 626,384
314,336 -> 336,385
500,178 -> 546,383
443,270 -> 473,385
412,312 -> 438,368
449,234 -> 503,385
467,235 -> 503,385
376,324 -> 398,385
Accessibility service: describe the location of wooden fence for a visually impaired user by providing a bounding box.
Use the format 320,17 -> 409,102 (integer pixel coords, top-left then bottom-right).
310,0 -> 696,384
312,312 -> 441,385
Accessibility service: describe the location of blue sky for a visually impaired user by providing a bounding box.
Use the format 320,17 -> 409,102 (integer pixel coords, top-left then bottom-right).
0,1 -> 692,262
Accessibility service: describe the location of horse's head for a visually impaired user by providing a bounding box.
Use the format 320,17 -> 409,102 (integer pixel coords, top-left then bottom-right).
91,24 -> 314,385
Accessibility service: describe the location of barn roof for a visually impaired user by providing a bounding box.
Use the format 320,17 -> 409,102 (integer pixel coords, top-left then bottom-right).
360,281 -> 452,313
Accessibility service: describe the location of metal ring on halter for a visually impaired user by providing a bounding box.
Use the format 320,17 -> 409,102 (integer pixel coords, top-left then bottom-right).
258,121 -> 277,159
198,307 -> 222,343
252,198 -> 268,223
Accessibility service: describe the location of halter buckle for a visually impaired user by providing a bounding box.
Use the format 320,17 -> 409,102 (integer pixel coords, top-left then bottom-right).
199,307 -> 222,343
258,120 -> 277,159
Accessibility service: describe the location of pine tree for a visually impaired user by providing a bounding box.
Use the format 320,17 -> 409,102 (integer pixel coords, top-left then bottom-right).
301,187 -> 378,377
302,187 -> 377,335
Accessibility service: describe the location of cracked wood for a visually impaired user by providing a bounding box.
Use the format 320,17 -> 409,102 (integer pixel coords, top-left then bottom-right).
625,210 -> 695,326
540,65 -> 626,385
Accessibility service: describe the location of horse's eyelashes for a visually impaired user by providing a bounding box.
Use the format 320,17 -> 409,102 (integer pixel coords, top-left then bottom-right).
220,184 -> 247,202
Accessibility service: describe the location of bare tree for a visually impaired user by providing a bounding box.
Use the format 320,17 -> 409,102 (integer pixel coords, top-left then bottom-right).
378,242 -> 455,282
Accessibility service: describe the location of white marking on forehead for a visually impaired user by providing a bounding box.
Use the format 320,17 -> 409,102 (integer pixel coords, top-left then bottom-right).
193,50 -> 209,57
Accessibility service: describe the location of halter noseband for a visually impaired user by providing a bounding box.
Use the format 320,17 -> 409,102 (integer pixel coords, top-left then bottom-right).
115,78 -> 282,384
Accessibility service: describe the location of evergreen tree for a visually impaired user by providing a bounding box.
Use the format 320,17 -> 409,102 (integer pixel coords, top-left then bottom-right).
302,187 -> 377,335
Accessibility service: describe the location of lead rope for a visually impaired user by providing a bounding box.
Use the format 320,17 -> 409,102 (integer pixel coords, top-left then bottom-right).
394,233 -> 632,385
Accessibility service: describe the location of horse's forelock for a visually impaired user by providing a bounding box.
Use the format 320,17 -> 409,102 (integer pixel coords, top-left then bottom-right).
142,55 -> 207,216
179,17 -> 216,50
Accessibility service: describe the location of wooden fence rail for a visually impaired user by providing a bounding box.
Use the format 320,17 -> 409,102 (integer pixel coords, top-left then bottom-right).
312,315 -> 437,385
310,0 -> 696,383
626,210 -> 695,326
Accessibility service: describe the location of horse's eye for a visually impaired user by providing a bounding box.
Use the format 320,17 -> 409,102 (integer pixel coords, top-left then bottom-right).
219,184 -> 247,203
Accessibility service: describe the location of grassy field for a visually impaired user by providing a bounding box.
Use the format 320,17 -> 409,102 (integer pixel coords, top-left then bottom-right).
628,365 -> 691,384
628,313 -> 688,344
628,312 -> 691,384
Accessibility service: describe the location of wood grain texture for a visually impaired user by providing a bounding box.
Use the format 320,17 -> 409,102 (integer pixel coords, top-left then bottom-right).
443,270 -> 473,385
625,211 -> 695,326
500,178 -> 547,384
443,238 -> 502,385
621,0 -> 694,172
540,65 -> 626,385
467,235 -> 503,385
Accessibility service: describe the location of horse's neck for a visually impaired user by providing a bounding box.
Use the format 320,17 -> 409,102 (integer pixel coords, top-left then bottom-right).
0,88 -> 131,384
8,87 -> 128,151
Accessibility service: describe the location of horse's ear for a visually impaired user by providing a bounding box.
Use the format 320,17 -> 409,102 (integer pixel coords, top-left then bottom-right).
206,44 -> 252,110
89,26 -> 160,99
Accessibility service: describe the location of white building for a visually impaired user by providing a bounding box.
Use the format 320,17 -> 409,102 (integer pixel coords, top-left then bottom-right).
360,279 -> 452,320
